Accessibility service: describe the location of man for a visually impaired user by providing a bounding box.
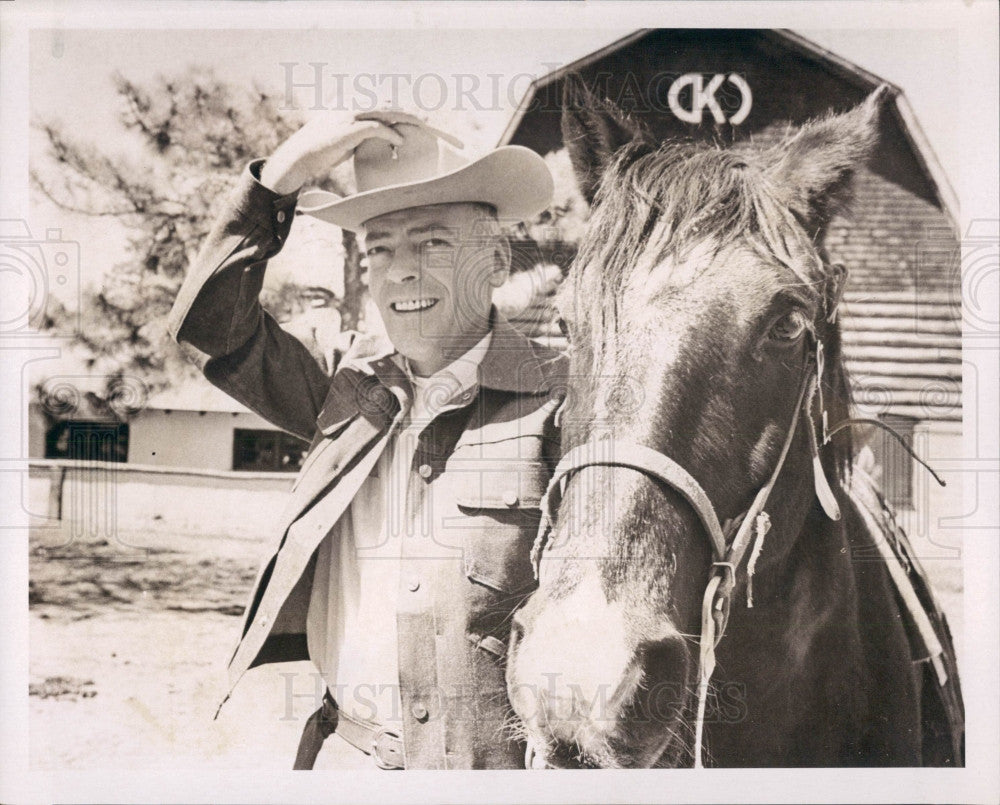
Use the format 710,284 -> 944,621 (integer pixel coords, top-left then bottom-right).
168,110 -> 565,769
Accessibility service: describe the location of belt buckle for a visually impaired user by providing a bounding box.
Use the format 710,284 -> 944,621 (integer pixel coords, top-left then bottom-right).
371,726 -> 402,770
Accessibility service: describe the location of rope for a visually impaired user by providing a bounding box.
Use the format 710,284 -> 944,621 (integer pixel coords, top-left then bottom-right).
745,512 -> 771,608
693,574 -> 721,768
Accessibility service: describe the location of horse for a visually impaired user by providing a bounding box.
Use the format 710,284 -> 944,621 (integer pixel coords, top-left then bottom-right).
505,84 -> 964,768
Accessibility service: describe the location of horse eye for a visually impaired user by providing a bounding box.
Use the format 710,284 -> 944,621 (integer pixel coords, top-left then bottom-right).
769,310 -> 809,342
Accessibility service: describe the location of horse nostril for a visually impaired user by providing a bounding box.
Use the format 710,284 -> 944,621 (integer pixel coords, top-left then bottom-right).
638,636 -> 692,689
547,739 -> 593,769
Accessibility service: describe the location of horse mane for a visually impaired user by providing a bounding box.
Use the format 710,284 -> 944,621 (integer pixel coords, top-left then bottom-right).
559,137 -> 855,479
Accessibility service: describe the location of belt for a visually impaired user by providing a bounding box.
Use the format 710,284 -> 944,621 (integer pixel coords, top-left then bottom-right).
294,691 -> 405,770
338,708 -> 406,769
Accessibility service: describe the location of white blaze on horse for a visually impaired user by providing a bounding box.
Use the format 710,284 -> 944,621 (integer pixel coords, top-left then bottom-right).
506,82 -> 963,769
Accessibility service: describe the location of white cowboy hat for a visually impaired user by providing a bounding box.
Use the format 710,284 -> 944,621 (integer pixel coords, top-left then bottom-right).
297,118 -> 554,232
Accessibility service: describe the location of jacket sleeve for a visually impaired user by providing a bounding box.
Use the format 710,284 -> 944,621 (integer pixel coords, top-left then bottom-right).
167,160 -> 333,443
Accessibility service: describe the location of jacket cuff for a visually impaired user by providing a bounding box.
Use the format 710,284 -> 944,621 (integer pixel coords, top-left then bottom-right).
166,160 -> 298,351
230,159 -> 300,242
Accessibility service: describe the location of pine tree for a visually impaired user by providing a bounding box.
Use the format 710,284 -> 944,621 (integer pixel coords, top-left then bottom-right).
31,67 -> 367,404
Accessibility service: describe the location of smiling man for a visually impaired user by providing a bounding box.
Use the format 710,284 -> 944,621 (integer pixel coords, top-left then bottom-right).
168,110 -> 564,769
363,201 -> 505,375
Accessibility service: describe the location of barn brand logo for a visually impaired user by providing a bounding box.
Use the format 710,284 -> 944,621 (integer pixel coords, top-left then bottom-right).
667,73 -> 752,126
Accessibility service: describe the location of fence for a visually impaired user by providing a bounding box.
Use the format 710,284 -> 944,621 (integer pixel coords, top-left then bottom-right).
28,459 -> 294,544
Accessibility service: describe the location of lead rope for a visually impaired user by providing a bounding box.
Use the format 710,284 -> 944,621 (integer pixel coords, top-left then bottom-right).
693,574 -> 722,769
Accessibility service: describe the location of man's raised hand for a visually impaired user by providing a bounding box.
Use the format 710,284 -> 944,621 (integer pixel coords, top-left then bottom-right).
260,113 -> 404,195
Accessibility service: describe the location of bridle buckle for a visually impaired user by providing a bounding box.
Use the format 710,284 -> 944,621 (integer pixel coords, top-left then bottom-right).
711,560 -> 736,586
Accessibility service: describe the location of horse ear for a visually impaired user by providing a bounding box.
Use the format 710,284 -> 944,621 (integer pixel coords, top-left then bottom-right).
767,85 -> 891,233
561,74 -> 644,205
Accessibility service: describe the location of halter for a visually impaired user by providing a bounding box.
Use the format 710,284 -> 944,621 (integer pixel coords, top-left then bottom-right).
526,315 -> 948,769
529,343 -> 836,768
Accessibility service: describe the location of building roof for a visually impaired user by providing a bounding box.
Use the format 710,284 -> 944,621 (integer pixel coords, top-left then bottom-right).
145,377 -> 252,414
499,28 -> 957,228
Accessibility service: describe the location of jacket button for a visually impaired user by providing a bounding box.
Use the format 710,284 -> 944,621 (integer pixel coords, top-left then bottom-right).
276,210 -> 286,223
406,576 -> 420,592
411,702 -> 429,721
418,464 -> 432,479
503,490 -> 519,507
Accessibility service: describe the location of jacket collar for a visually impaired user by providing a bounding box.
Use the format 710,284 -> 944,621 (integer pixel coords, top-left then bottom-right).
476,309 -> 550,395
315,308 -> 552,436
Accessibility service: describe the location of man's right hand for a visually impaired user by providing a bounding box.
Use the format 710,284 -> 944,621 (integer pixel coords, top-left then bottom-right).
259,114 -> 405,195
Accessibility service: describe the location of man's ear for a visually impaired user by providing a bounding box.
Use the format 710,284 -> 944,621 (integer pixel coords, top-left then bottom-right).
488,235 -> 512,289
561,73 -> 645,205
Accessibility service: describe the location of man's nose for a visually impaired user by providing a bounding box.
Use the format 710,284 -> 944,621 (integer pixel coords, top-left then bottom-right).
386,245 -> 420,284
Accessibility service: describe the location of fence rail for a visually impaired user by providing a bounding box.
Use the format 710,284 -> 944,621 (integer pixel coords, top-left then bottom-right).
28,459 -> 294,542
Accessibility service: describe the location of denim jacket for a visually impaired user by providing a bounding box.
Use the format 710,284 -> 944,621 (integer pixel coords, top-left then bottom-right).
168,161 -> 566,768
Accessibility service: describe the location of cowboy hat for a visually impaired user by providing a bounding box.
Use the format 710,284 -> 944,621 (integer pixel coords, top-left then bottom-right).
297,117 -> 554,232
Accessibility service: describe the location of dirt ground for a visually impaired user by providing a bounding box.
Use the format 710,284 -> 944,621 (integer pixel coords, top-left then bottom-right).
28,527 -> 322,770
28,524 -> 964,770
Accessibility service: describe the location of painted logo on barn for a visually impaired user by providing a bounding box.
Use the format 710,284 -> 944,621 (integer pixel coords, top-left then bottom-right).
668,73 -> 752,125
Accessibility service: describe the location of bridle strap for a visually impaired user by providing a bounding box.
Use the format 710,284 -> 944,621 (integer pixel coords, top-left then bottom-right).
540,440 -> 729,563
524,324 -> 946,769
532,359 -> 817,598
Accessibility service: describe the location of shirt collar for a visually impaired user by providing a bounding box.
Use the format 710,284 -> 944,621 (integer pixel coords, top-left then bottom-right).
403,330 -> 491,392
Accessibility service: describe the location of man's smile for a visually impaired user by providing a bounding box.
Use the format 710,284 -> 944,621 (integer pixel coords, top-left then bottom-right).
390,298 -> 439,313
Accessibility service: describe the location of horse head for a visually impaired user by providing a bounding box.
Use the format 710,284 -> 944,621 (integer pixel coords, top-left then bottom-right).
506,81 -> 889,768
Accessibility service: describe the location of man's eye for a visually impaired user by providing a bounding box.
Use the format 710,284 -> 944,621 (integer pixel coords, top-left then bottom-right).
365,246 -> 389,258
769,310 -> 810,342
421,238 -> 451,249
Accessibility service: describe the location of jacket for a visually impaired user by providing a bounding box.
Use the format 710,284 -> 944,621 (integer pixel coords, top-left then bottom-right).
168,161 -> 567,768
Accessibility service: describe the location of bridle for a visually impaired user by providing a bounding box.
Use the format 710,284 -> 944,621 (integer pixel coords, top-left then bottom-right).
528,337 -> 838,768
526,323 -> 946,768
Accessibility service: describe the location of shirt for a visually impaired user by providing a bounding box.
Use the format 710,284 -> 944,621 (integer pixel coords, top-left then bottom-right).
306,332 -> 492,725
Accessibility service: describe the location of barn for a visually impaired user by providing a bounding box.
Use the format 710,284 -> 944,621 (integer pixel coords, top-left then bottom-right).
499,28 -> 962,515
27,30 -> 962,540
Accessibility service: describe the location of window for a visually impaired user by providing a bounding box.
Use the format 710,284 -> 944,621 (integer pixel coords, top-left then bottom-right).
45,421 -> 129,463
871,415 -> 917,510
232,428 -> 308,472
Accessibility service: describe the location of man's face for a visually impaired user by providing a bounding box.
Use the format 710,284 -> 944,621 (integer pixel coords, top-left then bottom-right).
361,202 -> 508,376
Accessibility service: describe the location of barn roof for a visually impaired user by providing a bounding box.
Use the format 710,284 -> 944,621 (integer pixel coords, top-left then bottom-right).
499,30 -> 961,424
500,28 -> 957,228
145,377 -> 252,414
